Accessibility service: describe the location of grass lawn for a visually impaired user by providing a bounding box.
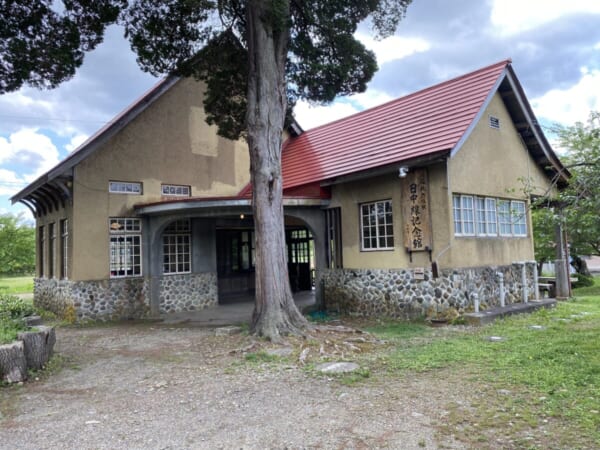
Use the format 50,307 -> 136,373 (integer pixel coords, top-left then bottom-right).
0,276 -> 33,295
366,280 -> 600,449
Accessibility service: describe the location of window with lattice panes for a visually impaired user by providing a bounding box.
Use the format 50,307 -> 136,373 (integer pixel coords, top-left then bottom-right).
109,218 -> 142,278
360,200 -> 394,250
162,219 -> 191,274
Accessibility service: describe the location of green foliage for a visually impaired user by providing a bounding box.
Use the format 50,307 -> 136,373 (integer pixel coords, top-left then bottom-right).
573,275 -> 600,296
572,273 -> 595,288
372,298 -> 600,445
533,112 -> 600,271
531,208 -> 557,267
0,293 -> 35,319
0,293 -> 34,344
0,0 -> 124,93
0,214 -> 35,276
0,319 -> 26,344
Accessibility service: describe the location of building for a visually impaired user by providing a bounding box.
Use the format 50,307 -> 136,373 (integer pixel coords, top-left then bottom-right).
12,59 -> 567,321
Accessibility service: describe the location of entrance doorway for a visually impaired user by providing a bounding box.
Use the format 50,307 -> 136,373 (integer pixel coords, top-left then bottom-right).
216,225 -> 314,303
286,228 -> 314,291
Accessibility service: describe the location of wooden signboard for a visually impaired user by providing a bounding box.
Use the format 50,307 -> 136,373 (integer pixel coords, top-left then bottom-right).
402,168 -> 432,252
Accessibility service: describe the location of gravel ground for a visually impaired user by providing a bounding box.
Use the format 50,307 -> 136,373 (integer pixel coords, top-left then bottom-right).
0,322 -> 468,449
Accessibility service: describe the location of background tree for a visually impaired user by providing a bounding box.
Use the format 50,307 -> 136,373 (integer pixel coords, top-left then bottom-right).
0,214 -> 35,275
0,0 -> 413,340
531,207 -> 556,274
533,112 -> 600,280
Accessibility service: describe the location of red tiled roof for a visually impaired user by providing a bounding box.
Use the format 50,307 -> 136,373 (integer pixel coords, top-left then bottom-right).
282,59 -> 511,188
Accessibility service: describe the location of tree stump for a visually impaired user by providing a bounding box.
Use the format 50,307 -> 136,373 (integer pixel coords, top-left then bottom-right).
17,326 -> 56,371
0,340 -> 28,383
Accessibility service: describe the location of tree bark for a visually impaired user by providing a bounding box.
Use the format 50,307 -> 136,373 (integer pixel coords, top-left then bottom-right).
0,340 -> 27,383
245,1 -> 309,340
17,325 -> 56,371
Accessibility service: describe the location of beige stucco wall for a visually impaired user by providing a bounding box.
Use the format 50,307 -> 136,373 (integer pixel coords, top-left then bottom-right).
442,92 -> 553,268
329,162 -> 448,270
71,77 -> 250,281
331,92 -> 555,271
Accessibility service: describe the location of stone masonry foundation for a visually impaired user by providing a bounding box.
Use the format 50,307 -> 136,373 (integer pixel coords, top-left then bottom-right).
34,272 -> 218,321
321,262 -> 536,319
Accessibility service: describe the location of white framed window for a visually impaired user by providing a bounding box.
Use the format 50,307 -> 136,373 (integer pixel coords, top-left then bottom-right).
161,184 -> 191,197
485,198 -> 498,235
498,200 -> 512,236
109,218 -> 141,232
475,197 -> 498,236
109,218 -> 142,278
360,200 -> 394,250
454,194 -> 526,238
511,201 -> 527,236
162,219 -> 191,274
109,181 -> 142,194
454,195 -> 475,235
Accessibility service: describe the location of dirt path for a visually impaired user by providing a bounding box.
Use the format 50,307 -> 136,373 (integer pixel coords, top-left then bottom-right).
0,323 -> 468,449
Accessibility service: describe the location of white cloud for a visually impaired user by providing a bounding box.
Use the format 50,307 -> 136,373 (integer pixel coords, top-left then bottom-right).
0,168 -> 26,196
65,134 -> 89,153
294,88 -> 395,130
491,0 -> 600,35
294,100 -> 360,130
350,89 -> 395,109
0,128 -> 61,185
532,67 -> 600,125
356,33 -> 431,66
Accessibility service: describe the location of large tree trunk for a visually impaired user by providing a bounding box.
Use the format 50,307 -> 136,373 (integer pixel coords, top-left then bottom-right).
246,1 -> 309,340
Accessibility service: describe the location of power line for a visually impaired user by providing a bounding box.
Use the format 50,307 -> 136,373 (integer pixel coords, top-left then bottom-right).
0,114 -> 111,124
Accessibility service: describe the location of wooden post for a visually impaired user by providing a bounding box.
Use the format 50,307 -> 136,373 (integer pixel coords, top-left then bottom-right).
554,222 -> 570,299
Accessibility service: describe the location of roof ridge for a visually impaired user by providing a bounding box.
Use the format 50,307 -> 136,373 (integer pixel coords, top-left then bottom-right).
293,59 -> 511,135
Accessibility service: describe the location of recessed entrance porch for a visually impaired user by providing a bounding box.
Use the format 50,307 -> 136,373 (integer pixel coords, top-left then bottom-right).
135,197 -> 327,316
160,290 -> 316,326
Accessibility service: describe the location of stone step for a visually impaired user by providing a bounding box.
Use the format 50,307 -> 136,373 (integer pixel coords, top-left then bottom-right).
464,298 -> 557,326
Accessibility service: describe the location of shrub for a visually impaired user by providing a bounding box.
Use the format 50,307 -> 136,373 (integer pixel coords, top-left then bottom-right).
0,294 -> 33,344
0,317 -> 26,344
0,293 -> 35,319
572,273 -> 595,288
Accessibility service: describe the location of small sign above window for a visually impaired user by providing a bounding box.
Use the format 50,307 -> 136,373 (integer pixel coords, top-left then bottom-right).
489,116 -> 500,129
161,184 -> 191,197
109,181 -> 142,194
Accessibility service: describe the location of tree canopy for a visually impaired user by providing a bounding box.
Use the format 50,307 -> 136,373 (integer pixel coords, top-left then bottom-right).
533,112 -> 600,276
0,214 -> 35,275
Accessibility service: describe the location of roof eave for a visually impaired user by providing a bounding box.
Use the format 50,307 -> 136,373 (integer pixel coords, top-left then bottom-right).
320,150 -> 450,187
11,75 -> 180,204
503,65 -> 570,183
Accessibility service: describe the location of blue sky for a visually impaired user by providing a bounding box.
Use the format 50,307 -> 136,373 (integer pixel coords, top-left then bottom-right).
1,0 -> 600,220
